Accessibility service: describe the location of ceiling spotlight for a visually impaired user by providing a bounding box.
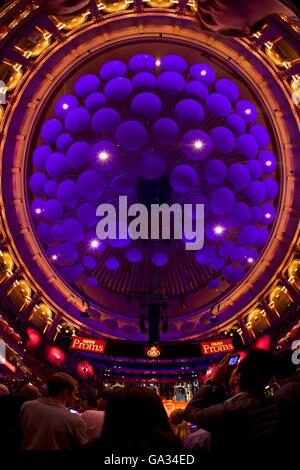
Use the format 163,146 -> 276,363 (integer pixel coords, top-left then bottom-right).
98,151 -> 109,161
90,239 -> 100,249
214,225 -> 225,235
155,59 -> 161,66
200,70 -> 207,76
247,257 -> 254,264
51,254 -> 58,261
193,140 -> 204,150
62,103 -> 69,110
35,208 -> 42,214
265,160 -> 272,167
245,108 -> 252,115
265,213 -> 272,219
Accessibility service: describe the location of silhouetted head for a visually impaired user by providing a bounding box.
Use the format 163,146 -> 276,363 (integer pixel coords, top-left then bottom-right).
237,349 -> 276,392
47,372 -> 78,407
97,388 -> 120,410
169,409 -> 185,427
18,384 -> 39,400
0,384 -> 9,396
101,387 -> 180,452
275,349 -> 297,382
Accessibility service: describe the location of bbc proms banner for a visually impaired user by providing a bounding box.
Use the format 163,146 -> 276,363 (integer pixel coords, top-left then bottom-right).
70,336 -> 106,354
200,338 -> 234,355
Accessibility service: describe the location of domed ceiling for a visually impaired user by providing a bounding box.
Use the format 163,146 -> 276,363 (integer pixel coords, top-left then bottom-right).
28,48 -> 279,313
1,3 -> 299,342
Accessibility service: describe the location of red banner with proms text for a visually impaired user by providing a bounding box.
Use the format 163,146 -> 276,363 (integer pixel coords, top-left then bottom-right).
70,336 -> 106,354
201,338 -> 234,355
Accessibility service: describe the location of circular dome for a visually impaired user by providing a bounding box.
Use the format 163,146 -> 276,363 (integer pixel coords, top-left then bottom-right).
18,39 -> 284,341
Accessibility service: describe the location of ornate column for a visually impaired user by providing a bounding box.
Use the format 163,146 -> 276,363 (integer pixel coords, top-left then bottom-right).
279,274 -> 300,303
45,314 -> 61,340
0,267 -> 23,293
237,317 -> 253,345
20,293 -> 41,323
260,297 -> 281,322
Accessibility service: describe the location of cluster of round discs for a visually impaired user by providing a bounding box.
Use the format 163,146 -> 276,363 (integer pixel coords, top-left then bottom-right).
29,53 -> 278,291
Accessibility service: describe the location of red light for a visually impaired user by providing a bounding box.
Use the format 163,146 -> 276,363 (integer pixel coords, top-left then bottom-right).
76,361 -> 94,378
47,346 -> 65,365
237,351 -> 247,362
203,364 -> 216,381
27,328 -> 42,349
254,335 -> 271,351
0,354 -> 16,373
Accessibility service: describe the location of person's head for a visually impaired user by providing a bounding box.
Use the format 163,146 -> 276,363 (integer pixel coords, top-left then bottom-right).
234,349 -> 276,392
275,349 -> 297,384
18,384 -> 39,400
169,409 -> 185,427
0,384 -> 9,396
47,373 -> 78,407
101,387 -> 180,452
84,388 -> 98,409
97,388 -> 119,410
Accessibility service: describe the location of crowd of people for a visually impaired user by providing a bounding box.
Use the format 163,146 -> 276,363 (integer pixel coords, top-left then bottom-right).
0,348 -> 299,464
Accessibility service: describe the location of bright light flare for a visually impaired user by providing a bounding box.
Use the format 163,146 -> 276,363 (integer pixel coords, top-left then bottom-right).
213,225 -> 225,235
98,151 -> 109,161
193,140 -> 204,150
90,239 -> 100,249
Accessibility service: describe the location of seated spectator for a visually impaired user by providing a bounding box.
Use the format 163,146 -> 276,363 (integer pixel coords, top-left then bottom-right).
96,388 -> 119,411
0,384 -> 9,396
19,384 -> 40,400
81,389 -> 105,443
20,372 -> 86,450
275,348 -> 300,403
97,387 -> 181,454
275,349 -> 300,450
185,350 -> 281,455
0,383 -> 39,452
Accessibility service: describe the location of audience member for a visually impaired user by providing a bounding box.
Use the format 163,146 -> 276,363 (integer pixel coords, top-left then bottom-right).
81,389 -> 105,443
96,388 -> 119,411
275,348 -> 300,450
0,383 -> 9,396
185,350 -> 281,455
275,348 -> 300,403
97,387 -> 181,454
0,382 -> 39,452
20,372 -> 86,450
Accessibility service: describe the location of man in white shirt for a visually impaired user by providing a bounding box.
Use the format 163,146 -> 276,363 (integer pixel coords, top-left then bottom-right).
20,372 -> 86,450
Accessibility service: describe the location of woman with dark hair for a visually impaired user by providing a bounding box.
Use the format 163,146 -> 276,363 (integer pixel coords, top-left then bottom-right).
98,387 -> 181,453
